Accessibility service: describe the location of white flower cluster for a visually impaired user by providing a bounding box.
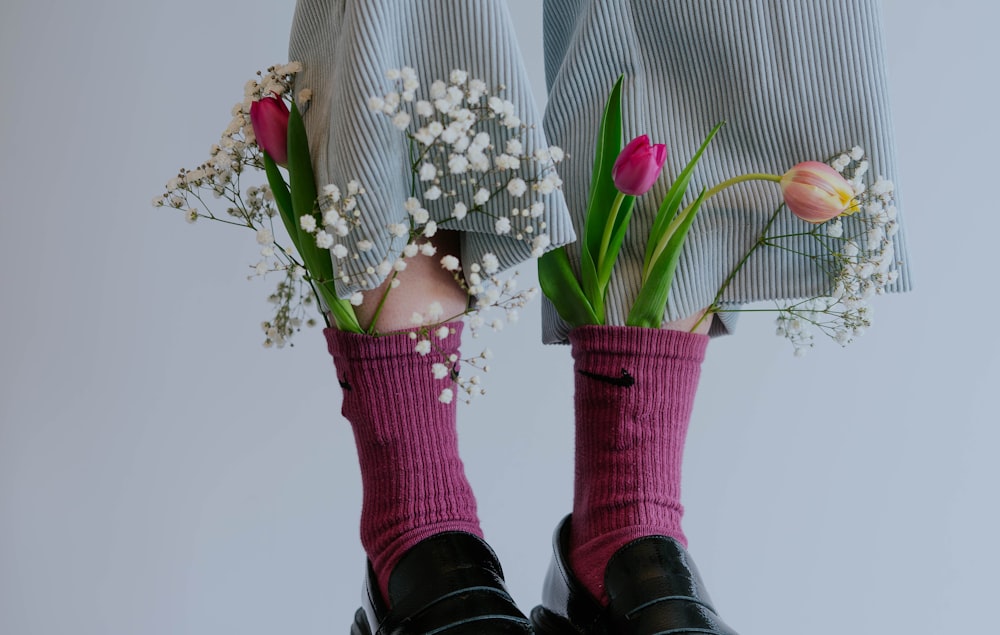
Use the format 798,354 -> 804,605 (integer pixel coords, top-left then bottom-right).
407,323 -> 505,404
154,64 -> 556,393
331,67 -> 555,398
368,67 -> 563,251
153,63 -> 318,349
774,147 -> 900,355
298,180 -> 368,259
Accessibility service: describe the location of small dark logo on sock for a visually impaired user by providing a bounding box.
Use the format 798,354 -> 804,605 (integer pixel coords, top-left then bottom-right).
338,377 -> 352,391
578,368 -> 635,387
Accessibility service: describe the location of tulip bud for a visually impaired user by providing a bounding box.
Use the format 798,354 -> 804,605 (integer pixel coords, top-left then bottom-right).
612,134 -> 668,196
780,161 -> 859,223
249,96 -> 290,166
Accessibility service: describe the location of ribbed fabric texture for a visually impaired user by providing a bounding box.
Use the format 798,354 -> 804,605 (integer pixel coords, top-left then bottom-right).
569,325 -> 708,604
541,0 -> 910,341
289,0 -> 575,298
324,323 -> 482,603
290,0 -> 910,343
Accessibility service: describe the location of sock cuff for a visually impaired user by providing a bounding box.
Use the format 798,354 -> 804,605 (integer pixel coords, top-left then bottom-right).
324,321 -> 464,361
568,325 -> 709,363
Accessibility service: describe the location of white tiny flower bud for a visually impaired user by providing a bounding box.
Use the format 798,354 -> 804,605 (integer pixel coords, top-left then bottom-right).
507,178 -> 527,197
419,163 -> 437,181
323,209 -> 342,226
256,228 -> 274,246
415,100 -> 434,117
392,112 -> 411,130
432,363 -> 450,380
481,253 -> 500,274
315,231 -> 334,249
448,155 -> 469,174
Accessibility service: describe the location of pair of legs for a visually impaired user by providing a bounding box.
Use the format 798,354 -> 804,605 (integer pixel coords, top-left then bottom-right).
330,231 -> 716,611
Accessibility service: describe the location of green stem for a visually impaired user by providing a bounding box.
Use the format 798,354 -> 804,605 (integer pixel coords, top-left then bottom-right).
309,280 -> 333,329
364,271 -> 401,336
642,174 -> 782,282
702,172 -> 782,200
689,202 -> 784,333
596,191 -> 627,280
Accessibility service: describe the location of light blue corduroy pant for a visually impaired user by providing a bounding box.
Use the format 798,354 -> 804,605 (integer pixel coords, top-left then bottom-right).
289,0 -> 909,341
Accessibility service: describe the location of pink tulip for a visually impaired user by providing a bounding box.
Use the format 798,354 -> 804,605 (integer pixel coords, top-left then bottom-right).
250,96 -> 290,166
780,161 -> 859,223
612,134 -> 668,196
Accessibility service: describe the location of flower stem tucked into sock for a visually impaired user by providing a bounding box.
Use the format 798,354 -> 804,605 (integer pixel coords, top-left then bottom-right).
568,325 -> 709,604
325,322 -> 481,603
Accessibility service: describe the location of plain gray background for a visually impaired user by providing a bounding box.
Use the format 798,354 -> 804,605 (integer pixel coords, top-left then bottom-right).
1,1 -> 997,633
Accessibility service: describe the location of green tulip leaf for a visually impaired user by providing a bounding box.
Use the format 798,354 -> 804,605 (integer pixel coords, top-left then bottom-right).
580,74 -> 626,322
595,194 -> 635,309
287,101 -> 361,333
538,247 -> 600,327
628,188 -> 707,328
263,153 -> 300,254
642,122 -> 724,274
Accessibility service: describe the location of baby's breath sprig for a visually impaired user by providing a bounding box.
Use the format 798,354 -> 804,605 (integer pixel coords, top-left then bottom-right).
697,146 -> 901,355
156,63 -> 557,398
347,67 -> 557,398
154,63 -> 319,348
368,66 -> 563,252
402,258 -> 538,403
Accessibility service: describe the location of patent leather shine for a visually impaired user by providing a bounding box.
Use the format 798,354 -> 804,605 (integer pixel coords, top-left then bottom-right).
531,516 -> 739,635
351,532 -> 532,635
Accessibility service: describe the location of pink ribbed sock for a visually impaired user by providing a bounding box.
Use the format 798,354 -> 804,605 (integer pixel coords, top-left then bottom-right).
325,323 -> 482,603
568,325 -> 709,604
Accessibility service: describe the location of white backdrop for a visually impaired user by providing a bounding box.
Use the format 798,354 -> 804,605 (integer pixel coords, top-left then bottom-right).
1,1 -> 997,634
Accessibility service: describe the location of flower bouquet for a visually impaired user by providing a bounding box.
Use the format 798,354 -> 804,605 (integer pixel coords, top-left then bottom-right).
539,76 -> 900,353
155,63 -> 564,400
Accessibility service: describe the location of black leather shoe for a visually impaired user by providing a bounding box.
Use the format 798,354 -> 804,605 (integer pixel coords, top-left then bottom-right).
531,516 -> 738,635
350,531 -> 533,634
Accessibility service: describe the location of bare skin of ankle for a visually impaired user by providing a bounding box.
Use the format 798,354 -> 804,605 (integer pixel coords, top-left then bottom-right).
343,226 -> 713,335
662,308 -> 713,335
351,231 -> 467,333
